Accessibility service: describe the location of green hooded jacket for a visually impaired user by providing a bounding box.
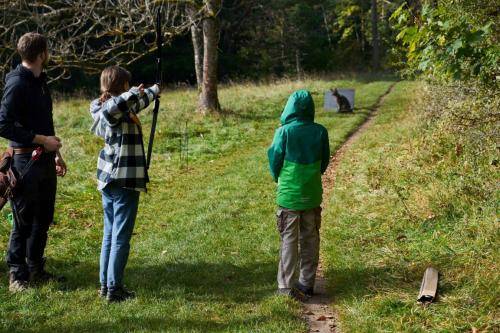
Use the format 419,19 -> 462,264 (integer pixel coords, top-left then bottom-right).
267,90 -> 330,210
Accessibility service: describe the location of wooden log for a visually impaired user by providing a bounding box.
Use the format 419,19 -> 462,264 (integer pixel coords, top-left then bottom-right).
417,266 -> 439,303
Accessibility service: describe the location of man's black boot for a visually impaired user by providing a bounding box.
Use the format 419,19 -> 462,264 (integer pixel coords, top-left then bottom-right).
107,286 -> 135,303
9,272 -> 28,293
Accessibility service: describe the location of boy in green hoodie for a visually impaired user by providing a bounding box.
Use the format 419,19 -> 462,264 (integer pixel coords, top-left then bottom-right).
267,90 -> 330,298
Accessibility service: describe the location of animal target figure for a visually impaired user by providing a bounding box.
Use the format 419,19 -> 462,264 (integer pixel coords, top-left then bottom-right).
331,88 -> 353,113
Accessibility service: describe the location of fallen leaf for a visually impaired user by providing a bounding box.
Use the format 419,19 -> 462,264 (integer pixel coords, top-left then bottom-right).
455,143 -> 463,157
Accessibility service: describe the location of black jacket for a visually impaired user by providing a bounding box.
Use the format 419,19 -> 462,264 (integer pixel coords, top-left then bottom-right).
0,65 -> 55,148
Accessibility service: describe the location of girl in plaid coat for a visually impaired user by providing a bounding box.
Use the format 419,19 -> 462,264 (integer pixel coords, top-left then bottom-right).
89,65 -> 159,302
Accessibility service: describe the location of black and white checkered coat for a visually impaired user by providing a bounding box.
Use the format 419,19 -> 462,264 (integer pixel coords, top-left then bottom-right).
90,85 -> 159,192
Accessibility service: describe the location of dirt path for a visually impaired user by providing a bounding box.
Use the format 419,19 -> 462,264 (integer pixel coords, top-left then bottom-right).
302,82 -> 398,333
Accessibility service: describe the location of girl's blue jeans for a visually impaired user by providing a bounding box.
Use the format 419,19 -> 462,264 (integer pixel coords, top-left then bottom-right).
99,182 -> 140,288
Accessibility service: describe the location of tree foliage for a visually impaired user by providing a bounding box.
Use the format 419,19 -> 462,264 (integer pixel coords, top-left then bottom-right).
391,0 -> 499,84
213,0 -> 407,80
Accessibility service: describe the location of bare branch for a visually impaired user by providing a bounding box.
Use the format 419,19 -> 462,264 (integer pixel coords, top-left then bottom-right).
0,0 -> 205,86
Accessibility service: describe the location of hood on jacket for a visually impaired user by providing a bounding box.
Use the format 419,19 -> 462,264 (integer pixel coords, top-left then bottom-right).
5,64 -> 47,84
280,89 -> 315,125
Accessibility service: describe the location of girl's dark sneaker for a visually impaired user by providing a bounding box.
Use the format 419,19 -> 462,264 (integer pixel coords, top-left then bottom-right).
294,282 -> 314,298
99,285 -> 107,298
107,286 -> 135,303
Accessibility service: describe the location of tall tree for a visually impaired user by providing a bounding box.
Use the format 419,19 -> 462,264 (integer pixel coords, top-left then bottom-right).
187,4 -> 204,92
186,0 -> 222,113
371,0 -> 380,69
198,0 -> 222,113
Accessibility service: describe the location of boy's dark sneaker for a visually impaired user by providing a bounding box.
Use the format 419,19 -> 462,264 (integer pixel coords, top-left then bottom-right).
295,282 -> 314,298
9,273 -> 28,293
107,286 -> 135,303
99,285 -> 108,298
277,288 -> 292,296
276,288 -> 306,302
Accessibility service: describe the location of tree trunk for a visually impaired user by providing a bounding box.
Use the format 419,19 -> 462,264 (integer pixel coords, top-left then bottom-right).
295,49 -> 302,80
382,0 -> 390,38
198,0 -> 221,114
408,0 -> 422,24
187,5 -> 204,92
321,5 -> 333,48
191,24 -> 204,91
371,0 -> 380,70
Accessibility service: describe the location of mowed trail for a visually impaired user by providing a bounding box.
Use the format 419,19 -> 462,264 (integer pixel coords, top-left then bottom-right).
304,82 -> 398,333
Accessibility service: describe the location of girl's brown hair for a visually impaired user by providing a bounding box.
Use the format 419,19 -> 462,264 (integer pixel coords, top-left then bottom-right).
99,65 -> 131,104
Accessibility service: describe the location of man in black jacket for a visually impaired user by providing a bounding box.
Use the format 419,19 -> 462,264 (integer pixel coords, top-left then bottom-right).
0,32 -> 67,292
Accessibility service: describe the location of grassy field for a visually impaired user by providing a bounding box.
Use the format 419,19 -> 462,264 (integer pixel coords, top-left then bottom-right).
322,82 -> 498,332
0,76 -> 397,332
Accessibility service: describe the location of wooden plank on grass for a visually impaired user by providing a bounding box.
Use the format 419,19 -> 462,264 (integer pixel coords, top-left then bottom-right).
418,267 -> 439,303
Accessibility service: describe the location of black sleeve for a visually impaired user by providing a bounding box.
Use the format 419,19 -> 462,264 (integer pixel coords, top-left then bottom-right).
0,82 -> 35,144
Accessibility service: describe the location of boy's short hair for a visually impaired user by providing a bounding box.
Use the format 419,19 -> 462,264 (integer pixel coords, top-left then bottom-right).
17,32 -> 48,63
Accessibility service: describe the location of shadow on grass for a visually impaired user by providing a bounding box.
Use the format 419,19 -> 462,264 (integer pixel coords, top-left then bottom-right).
2,260 -> 284,332
36,313 -> 276,333
49,259 -> 277,303
128,260 -> 277,303
324,264 -> 421,302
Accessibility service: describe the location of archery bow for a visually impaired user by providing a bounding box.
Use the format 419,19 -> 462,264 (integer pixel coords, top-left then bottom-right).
146,8 -> 162,170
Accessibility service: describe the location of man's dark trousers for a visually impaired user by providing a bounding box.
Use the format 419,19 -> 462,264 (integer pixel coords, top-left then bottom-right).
7,152 -> 56,280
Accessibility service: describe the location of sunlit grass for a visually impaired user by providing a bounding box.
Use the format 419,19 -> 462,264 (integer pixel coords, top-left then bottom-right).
322,82 -> 498,332
0,77 -> 395,332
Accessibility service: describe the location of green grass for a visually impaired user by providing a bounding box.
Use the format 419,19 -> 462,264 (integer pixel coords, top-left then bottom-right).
0,76 -> 396,332
322,81 -> 498,332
